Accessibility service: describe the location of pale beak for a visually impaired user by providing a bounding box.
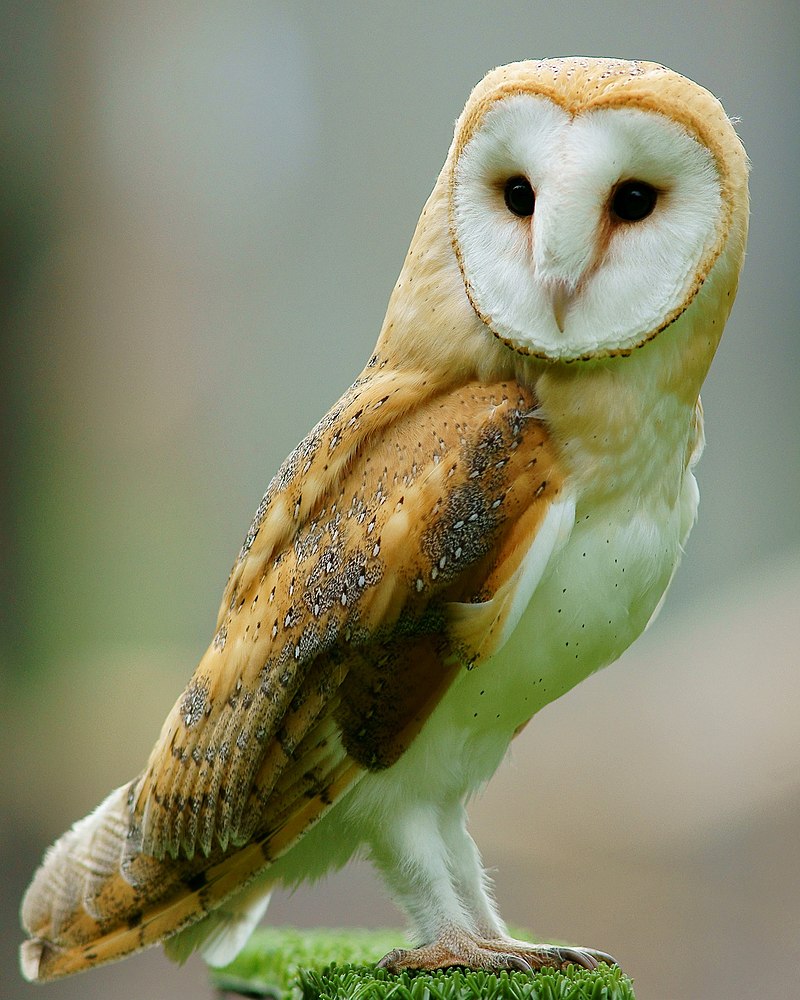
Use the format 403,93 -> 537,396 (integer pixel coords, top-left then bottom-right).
549,281 -> 573,333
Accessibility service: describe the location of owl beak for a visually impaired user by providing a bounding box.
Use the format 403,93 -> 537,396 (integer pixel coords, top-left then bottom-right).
548,281 -> 573,333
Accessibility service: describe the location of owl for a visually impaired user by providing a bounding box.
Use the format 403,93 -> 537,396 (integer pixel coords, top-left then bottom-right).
21,57 -> 748,981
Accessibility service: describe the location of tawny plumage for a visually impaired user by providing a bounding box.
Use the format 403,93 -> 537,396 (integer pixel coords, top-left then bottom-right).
21,57 -> 749,982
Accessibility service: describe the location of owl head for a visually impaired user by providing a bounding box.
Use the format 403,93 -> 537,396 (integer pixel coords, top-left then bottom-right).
379,58 -> 749,371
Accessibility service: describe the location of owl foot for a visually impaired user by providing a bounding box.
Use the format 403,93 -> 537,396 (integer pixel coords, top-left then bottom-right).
377,931 -> 616,974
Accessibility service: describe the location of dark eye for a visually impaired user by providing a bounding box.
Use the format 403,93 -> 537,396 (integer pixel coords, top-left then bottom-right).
503,176 -> 535,217
611,180 -> 658,222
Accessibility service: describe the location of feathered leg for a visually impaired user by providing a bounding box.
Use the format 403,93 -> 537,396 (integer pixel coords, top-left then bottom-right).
372,796 -> 615,973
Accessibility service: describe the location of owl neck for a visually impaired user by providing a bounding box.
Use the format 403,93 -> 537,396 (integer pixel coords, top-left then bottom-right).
527,240 -> 742,506
529,314 -> 717,506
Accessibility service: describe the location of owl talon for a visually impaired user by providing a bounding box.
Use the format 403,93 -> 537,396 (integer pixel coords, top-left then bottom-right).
376,934 -> 617,975
583,947 -> 617,967
557,946 -> 599,970
503,955 -> 534,973
376,948 -> 406,971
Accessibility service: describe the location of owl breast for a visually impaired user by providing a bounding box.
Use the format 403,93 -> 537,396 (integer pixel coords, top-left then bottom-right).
485,489 -> 688,728
357,472 -> 694,816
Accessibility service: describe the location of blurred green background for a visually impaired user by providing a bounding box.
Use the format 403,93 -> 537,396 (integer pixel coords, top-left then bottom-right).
2,2 -> 798,998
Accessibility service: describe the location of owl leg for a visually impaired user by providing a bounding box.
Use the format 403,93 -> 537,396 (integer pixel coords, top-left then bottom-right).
367,801 -> 475,945
375,798 -> 616,974
438,798 -> 506,938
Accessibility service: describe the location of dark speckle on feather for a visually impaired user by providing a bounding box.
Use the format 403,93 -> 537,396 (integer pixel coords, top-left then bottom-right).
180,682 -> 209,729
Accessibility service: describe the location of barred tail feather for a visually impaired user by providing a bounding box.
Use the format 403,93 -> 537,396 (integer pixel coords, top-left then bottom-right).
19,780 -> 273,982
20,809 -> 273,982
21,784 -> 133,944
19,760 -> 360,981
20,806 -> 268,980
20,783 -> 137,981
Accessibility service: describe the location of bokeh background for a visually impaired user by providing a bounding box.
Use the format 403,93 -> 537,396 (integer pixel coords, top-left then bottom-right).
2,2 -> 798,998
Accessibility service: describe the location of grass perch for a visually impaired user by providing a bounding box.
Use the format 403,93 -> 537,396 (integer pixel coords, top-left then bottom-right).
209,928 -> 636,1000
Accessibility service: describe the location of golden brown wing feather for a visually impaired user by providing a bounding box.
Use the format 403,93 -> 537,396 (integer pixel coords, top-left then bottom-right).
22,364 -> 562,980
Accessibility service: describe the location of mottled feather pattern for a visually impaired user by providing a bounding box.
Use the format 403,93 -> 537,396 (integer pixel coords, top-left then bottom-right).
222,358 -> 446,614
133,369 -> 558,864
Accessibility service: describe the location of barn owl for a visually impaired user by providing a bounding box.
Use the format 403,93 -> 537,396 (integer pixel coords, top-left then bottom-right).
21,57 -> 748,982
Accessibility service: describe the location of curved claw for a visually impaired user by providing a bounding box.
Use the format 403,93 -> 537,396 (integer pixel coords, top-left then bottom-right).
502,954 -> 533,974
377,948 -> 405,972
557,946 -> 599,970
553,945 -> 618,971
585,948 -> 618,966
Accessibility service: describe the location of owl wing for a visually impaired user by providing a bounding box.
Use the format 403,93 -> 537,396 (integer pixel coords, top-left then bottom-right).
132,369 -> 566,861
21,367 -> 569,980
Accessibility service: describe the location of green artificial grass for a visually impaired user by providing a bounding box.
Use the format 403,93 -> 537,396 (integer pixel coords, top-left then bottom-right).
210,928 -> 636,1000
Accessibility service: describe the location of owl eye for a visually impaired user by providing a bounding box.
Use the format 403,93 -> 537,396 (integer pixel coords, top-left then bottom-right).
611,180 -> 658,222
503,176 -> 535,217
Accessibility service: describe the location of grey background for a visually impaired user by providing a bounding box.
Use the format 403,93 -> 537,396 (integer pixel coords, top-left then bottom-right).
2,2 -> 798,998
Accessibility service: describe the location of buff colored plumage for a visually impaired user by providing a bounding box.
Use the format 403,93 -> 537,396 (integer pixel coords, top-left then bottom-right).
21,57 -> 748,982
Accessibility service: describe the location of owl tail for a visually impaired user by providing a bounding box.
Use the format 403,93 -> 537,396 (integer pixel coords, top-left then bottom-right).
20,782 -> 273,982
